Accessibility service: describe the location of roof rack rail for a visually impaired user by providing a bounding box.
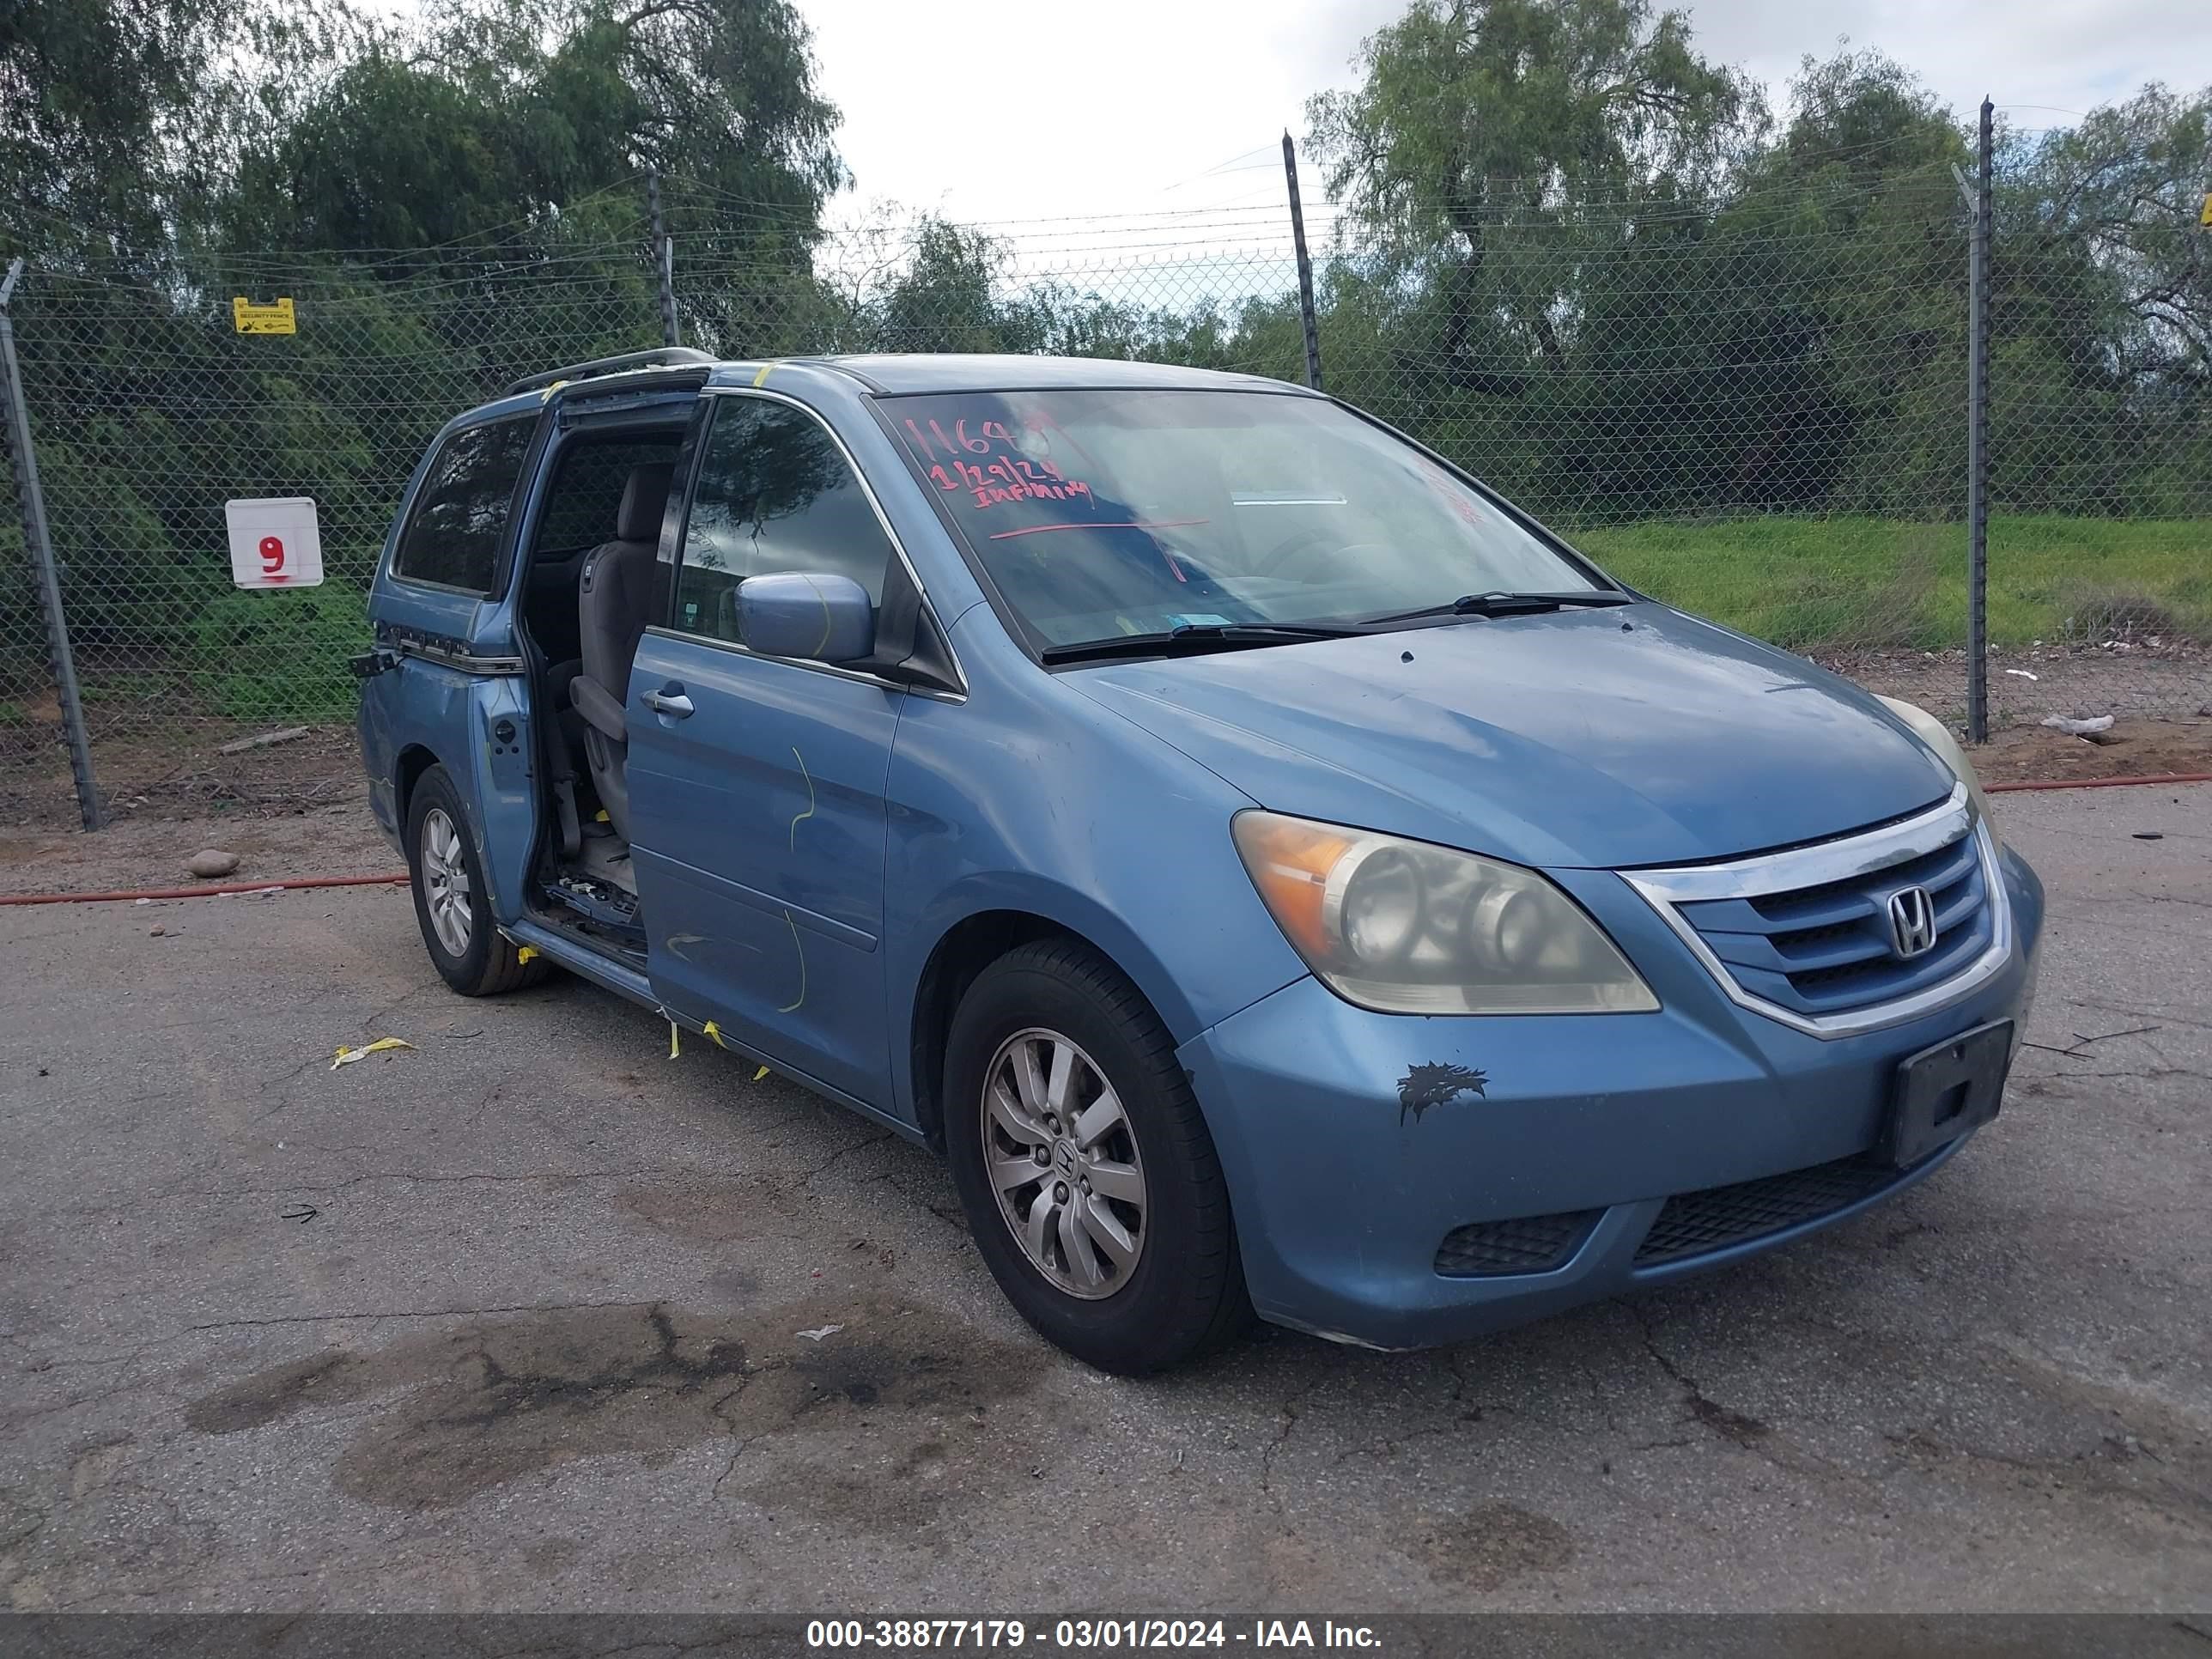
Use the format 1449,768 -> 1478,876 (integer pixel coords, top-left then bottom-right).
502,346 -> 716,398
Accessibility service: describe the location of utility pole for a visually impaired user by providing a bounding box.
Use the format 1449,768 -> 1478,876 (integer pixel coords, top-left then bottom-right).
649,167 -> 679,349
1282,132 -> 1324,393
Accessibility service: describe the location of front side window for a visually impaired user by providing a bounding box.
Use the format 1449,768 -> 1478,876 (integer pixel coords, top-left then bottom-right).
884,389 -> 1599,648
393,416 -> 536,592
672,398 -> 896,646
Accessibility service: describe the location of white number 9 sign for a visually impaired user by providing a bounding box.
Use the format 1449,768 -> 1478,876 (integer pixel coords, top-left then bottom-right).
225,496 -> 325,589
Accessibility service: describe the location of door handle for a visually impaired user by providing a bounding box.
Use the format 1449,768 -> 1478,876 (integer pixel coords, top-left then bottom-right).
641,686 -> 694,718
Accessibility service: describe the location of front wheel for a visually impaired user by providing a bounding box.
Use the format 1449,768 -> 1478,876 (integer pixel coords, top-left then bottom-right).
944,939 -> 1249,1374
405,764 -> 546,997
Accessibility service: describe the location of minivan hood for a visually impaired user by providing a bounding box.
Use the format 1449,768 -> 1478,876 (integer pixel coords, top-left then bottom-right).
1069,605 -> 1953,869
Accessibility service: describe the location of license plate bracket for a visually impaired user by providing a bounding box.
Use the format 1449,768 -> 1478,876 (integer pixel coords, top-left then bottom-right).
1881,1020 -> 2013,1169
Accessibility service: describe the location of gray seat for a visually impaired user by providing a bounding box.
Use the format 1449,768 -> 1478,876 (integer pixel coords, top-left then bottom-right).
570,462 -> 674,840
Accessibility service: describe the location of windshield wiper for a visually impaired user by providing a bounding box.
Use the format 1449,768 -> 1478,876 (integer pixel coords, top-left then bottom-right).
1360,590 -> 1634,627
1040,622 -> 1363,665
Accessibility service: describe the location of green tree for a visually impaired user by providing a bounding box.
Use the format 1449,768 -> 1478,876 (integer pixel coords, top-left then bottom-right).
1698,50 -> 1972,515
223,0 -> 841,265
1302,36 -> 1984,524
1,0 -> 228,267
1993,84 -> 2211,514
872,219 -> 1027,353
1307,0 -> 1760,389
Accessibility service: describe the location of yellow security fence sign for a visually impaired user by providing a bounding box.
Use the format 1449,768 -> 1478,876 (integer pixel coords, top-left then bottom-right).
232,296 -> 296,335
2201,191 -> 2212,228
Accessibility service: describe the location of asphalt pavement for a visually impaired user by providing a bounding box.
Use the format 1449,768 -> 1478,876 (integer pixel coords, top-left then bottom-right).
1,785 -> 2206,1612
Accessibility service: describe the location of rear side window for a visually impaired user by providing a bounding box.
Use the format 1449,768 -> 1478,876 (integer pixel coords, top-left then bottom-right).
672,398 -> 896,645
533,437 -> 681,556
393,416 -> 536,592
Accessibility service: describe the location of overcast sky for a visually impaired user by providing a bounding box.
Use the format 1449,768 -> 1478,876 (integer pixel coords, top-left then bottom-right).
795,0 -> 2210,231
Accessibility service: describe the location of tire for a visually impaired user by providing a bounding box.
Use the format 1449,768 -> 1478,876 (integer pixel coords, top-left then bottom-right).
404,764 -> 547,998
944,939 -> 1250,1374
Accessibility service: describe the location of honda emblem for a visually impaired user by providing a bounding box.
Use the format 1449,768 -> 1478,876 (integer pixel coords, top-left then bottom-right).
1887,885 -> 1938,959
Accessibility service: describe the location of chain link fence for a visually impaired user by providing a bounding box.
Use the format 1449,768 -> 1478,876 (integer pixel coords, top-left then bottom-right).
3,155 -> 2206,827
2,246 -> 672,822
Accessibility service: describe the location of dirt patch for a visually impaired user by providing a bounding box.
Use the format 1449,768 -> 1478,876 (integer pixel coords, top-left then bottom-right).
6,720 -> 371,830
1796,642 -> 2212,783
0,788 -> 395,896
184,1296 -> 1047,1512
1415,1502 -> 1577,1592
1973,719 -> 2212,787
1832,642 -> 2209,733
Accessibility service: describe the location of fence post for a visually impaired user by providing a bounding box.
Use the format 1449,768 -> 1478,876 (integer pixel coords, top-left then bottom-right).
0,258 -> 103,830
1282,132 -> 1324,393
1965,98 -> 1993,744
649,167 -> 679,349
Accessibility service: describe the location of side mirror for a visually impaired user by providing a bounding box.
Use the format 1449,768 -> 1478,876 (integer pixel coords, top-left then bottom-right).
736,572 -> 875,665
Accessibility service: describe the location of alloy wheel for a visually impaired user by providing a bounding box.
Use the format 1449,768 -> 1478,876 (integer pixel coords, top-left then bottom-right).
420,806 -> 474,957
980,1027 -> 1148,1299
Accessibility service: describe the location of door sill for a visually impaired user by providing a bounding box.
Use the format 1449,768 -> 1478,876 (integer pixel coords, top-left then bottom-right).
509,921 -> 933,1147
505,919 -> 656,1007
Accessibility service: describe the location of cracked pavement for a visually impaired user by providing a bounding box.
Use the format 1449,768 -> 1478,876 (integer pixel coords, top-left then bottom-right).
0,785 -> 2207,1611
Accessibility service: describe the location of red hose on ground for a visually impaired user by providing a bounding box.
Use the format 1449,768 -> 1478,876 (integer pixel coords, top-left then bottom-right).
1986,772 -> 2212,793
3,771 -> 2206,908
0,872 -> 409,907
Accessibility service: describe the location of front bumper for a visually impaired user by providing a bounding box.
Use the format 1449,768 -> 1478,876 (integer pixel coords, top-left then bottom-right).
1178,842 -> 2045,1352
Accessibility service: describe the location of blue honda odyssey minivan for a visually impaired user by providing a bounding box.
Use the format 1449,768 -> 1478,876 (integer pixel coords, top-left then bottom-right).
357,349 -> 2045,1373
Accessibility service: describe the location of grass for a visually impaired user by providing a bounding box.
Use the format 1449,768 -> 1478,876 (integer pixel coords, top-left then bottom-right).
1576,514 -> 2212,652
187,584 -> 368,722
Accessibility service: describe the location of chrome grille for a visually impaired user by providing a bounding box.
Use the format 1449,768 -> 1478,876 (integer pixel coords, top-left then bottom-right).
1674,830 -> 1990,1017
1622,785 -> 2013,1039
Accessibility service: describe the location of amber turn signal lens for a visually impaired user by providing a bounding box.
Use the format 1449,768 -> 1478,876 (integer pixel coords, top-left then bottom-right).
1230,814 -> 1353,957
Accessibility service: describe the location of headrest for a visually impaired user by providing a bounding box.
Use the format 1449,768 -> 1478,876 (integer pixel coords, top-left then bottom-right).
616,462 -> 675,544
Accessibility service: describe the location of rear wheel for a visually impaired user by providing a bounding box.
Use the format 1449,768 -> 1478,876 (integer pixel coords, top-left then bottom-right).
944,939 -> 1249,1374
405,764 -> 546,997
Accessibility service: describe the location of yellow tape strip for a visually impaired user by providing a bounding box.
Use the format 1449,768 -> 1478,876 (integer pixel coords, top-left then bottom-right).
331,1037 -> 414,1070
752,362 -> 774,386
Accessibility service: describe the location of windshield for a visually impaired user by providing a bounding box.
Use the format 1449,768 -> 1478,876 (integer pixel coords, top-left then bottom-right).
884,387 -> 1601,650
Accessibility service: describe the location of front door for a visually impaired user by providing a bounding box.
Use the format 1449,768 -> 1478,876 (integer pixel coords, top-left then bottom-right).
625,392 -> 908,1108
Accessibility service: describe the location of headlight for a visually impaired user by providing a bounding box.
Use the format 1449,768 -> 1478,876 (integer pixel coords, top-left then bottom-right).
1876,697 -> 1989,821
1231,811 -> 1660,1015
